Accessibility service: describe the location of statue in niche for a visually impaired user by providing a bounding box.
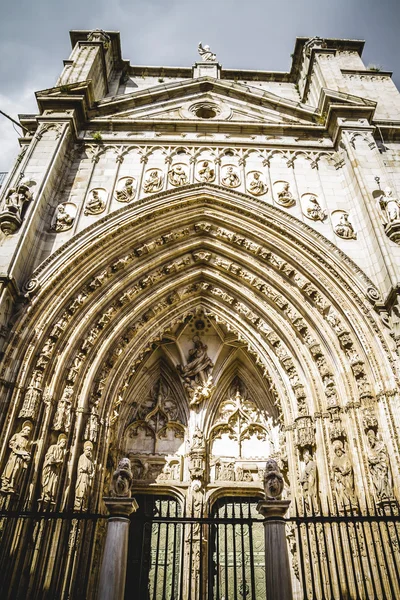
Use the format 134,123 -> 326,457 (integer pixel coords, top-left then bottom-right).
115,177 -> 136,203
197,160 -> 215,182
74,441 -> 95,511
168,164 -> 188,186
36,338 -> 54,369
299,448 -> 319,512
84,400 -> 99,443
39,434 -> 67,504
53,386 -> 74,432
111,458 -> 133,497
191,427 -> 205,451
304,194 -> 327,221
1,422 -> 33,494
366,429 -> 395,503
248,171 -> 267,196
84,189 -> 106,215
276,182 -> 295,207
264,458 -> 284,500
177,336 -> 213,406
67,353 -> 84,384
198,42 -> 216,62
18,371 -> 43,419
331,440 -> 357,509
143,169 -> 163,193
2,181 -> 33,220
334,212 -> 357,239
216,461 -> 235,481
221,166 -> 240,188
54,203 -> 75,232
379,187 -> 400,223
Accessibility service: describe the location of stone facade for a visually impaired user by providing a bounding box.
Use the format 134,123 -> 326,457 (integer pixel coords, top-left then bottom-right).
0,30 -> 400,598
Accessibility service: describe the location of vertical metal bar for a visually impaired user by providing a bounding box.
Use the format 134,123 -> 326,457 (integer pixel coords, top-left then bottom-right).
247,500 -> 256,600
162,499 -> 171,600
326,499 -> 342,600
179,497 -> 186,600
231,500 -> 238,600
170,501 -> 178,600
347,503 -> 369,599
152,499 -> 163,600
338,498 -> 359,599
239,499 -> 247,600
302,499 -> 317,598
199,499 -> 204,600
363,500 -> 385,599
224,501 -> 229,600
333,499 -> 352,599
381,504 -> 400,588
187,496 -> 194,600
319,500 -> 337,597
373,502 -> 395,599
310,497 -> 324,597
214,503 -> 220,600
293,500 -> 308,600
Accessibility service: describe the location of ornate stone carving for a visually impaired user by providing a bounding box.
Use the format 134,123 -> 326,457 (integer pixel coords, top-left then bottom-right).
333,211 -> 357,239
365,428 -> 395,504
53,386 -> 74,432
300,448 -> 319,512
74,441 -> 95,511
1,422 -> 33,494
331,440 -> 357,510
264,458 -> 284,500
84,400 -> 99,443
196,160 -> 215,182
274,181 -> 295,207
177,336 -> 213,406
39,434 -> 67,504
295,416 -> 315,449
221,165 -> 240,188
19,371 -> 43,419
115,177 -> 136,203
302,193 -> 327,221
53,202 -> 77,232
168,164 -> 188,186
188,427 -> 206,481
198,42 -> 216,62
84,188 -> 106,215
143,169 -> 163,193
247,171 -> 267,196
378,187 -> 400,243
111,458 -> 133,497
0,180 -> 35,235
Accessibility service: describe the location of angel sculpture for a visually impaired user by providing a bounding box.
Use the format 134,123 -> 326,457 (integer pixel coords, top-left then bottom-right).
198,42 -> 217,62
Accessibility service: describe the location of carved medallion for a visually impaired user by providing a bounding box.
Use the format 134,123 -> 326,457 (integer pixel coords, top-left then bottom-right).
247,171 -> 267,196
115,177 -> 136,203
221,165 -> 240,188
52,202 -> 77,232
168,163 -> 189,186
274,180 -> 296,207
84,188 -> 107,215
196,160 -> 215,182
332,210 -> 357,239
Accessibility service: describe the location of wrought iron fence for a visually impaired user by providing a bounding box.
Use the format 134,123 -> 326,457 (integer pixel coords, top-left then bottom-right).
0,496 -> 399,599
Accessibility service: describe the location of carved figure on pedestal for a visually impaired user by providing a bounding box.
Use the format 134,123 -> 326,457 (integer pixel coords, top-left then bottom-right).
303,193 -> 327,221
264,458 -> 284,500
111,457 -> 133,497
168,164 -> 188,187
0,180 -> 34,234
300,449 -> 319,512
177,336 -> 213,406
274,181 -> 295,207
143,169 -> 163,193
19,371 -> 43,419
221,166 -> 240,188
197,161 -> 215,182
40,434 -> 67,504
1,422 -> 33,494
74,441 -> 95,511
379,187 -> 400,223
366,429 -> 395,503
198,42 -> 217,62
84,189 -> 106,215
84,400 -> 99,443
334,212 -> 357,239
53,386 -> 74,432
248,171 -> 267,196
53,202 -> 76,232
331,440 -> 357,509
115,177 -> 136,203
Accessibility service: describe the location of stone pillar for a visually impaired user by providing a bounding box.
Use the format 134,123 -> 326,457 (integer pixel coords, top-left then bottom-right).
258,458 -> 293,600
97,497 -> 138,600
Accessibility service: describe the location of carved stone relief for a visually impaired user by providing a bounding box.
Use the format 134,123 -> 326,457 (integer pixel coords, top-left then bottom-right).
168,163 -> 189,186
115,177 -> 136,203
0,421 -> 33,494
196,160 -> 215,182
247,171 -> 267,196
221,165 -> 240,188
84,188 -> 107,215
74,441 -> 95,511
143,169 -> 164,193
0,180 -> 35,235
53,202 -> 77,232
332,210 -> 357,239
39,434 -> 67,504
274,181 -> 296,207
302,193 -> 327,221
177,336 -> 214,407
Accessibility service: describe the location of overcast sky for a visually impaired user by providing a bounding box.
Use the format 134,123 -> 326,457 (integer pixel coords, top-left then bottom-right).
1,0 -> 399,171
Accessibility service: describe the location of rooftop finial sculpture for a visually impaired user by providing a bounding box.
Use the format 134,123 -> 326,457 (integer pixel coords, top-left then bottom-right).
198,42 -> 217,62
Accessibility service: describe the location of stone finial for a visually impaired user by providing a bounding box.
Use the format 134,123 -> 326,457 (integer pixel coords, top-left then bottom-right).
263,458 -> 284,501
198,42 -> 217,62
111,457 -> 133,498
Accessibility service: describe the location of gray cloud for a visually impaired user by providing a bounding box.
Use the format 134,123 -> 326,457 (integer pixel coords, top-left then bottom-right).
1,0 -> 399,170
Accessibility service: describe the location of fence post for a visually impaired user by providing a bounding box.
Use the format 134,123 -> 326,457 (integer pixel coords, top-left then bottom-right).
257,459 -> 293,600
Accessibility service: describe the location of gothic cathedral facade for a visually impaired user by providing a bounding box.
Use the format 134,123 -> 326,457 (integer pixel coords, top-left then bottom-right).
0,30 -> 400,599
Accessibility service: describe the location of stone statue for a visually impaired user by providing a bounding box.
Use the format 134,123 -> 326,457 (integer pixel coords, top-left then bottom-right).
74,441 -> 95,511
276,182 -> 295,207
248,172 -> 267,196
143,170 -> 163,193
197,161 -> 215,182
300,449 -> 319,512
177,336 -> 213,406
191,427 -> 205,451
84,189 -> 105,214
115,177 -> 136,203
40,434 -> 67,503
305,194 -> 326,221
168,164 -> 188,186
334,212 -> 356,239
54,203 -> 75,232
1,422 -> 33,494
198,42 -> 216,62
366,429 -> 394,502
111,457 -> 133,497
222,166 -> 240,188
379,187 -> 400,222
18,371 -> 43,419
84,401 -> 99,443
53,386 -> 74,432
3,182 -> 33,220
331,440 -> 357,509
264,458 -> 284,500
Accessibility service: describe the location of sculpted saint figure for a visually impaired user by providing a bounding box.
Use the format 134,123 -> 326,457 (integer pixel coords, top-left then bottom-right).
3,182 -> 33,219
379,187 -> 400,223
115,178 -> 136,203
334,213 -> 356,239
54,204 -> 74,232
222,166 -> 240,188
143,170 -> 163,193
331,440 -> 357,509
74,441 -> 95,511
300,449 -> 319,512
111,457 -> 133,497
168,164 -> 188,187
53,386 -> 74,432
85,189 -> 105,214
178,336 -> 213,387
276,182 -> 295,207
248,172 -> 267,196
366,429 -> 394,502
305,194 -> 326,221
1,422 -> 33,493
40,434 -> 67,503
198,161 -> 215,182
19,371 -> 43,419
264,458 -> 284,500
198,42 -> 216,62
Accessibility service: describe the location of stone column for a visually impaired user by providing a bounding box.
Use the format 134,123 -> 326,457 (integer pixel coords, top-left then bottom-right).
97,497 -> 138,600
257,458 -> 293,600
